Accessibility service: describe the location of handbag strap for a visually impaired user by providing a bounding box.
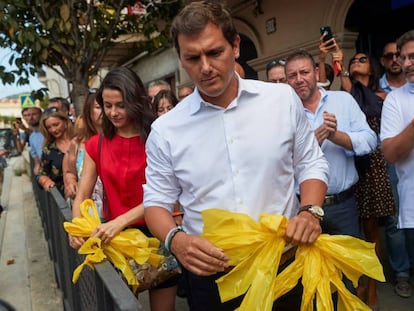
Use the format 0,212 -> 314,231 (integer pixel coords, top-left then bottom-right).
98,134 -> 108,216
98,133 -> 103,171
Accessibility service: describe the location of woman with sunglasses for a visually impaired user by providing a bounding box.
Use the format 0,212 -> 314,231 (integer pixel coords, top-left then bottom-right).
337,50 -> 395,311
69,67 -> 177,310
37,108 -> 74,196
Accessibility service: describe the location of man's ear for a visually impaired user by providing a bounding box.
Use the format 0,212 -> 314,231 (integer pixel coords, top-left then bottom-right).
233,34 -> 241,59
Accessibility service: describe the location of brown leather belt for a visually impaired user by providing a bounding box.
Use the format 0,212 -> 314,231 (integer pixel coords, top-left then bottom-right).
224,245 -> 297,273
323,187 -> 354,206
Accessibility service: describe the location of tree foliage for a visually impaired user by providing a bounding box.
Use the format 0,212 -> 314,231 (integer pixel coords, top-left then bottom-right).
0,0 -> 183,110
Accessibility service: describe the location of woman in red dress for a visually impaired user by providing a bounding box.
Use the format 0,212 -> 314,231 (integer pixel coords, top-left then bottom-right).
69,67 -> 176,310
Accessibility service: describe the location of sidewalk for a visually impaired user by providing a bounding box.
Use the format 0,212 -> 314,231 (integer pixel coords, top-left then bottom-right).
0,156 -> 63,311
0,156 -> 413,310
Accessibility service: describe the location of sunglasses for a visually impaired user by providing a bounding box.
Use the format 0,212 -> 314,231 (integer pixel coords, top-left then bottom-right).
42,107 -> 59,116
89,88 -> 99,94
350,56 -> 368,64
266,59 -> 286,72
382,52 -> 400,60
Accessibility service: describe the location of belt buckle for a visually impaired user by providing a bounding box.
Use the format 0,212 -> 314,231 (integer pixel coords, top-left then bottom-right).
324,195 -> 335,206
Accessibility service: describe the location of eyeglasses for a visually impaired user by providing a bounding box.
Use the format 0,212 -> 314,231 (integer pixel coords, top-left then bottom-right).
382,52 -> 400,60
399,52 -> 414,63
42,107 -> 59,116
350,56 -> 368,64
266,59 -> 286,72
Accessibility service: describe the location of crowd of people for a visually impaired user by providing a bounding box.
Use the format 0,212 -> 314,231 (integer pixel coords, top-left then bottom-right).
10,1 -> 413,310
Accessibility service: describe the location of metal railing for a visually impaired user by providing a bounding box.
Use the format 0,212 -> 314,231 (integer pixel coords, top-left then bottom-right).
30,157 -> 144,311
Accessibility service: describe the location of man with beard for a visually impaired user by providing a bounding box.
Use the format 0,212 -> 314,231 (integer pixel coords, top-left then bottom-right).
22,106 -> 44,175
379,40 -> 411,299
285,50 -> 377,295
380,41 -> 407,92
381,30 -> 414,299
285,50 -> 376,239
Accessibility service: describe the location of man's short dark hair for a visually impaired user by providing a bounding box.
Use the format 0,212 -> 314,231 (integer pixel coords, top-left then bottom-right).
397,30 -> 414,51
170,1 -> 237,56
285,50 -> 317,69
48,97 -> 70,112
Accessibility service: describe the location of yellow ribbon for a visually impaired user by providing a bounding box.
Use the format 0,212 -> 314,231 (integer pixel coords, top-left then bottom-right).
64,199 -> 162,289
201,208 -> 385,311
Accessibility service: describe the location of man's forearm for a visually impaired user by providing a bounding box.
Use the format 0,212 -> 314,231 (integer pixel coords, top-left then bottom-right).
382,124 -> 414,163
299,179 -> 327,207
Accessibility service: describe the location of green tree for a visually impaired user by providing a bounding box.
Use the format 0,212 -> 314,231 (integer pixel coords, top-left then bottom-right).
0,0 -> 183,113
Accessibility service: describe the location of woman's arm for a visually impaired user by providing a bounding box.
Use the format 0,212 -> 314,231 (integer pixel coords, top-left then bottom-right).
68,151 -> 97,249
333,48 -> 352,92
71,151 -> 97,218
91,203 -> 145,244
63,141 -> 79,199
37,147 -> 55,191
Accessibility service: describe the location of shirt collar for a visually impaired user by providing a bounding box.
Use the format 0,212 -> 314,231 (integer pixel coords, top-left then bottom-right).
189,74 -> 260,115
407,82 -> 414,94
303,87 -> 328,114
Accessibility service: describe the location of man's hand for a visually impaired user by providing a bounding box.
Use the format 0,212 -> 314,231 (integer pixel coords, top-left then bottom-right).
323,111 -> 337,139
285,211 -> 322,245
171,233 -> 229,276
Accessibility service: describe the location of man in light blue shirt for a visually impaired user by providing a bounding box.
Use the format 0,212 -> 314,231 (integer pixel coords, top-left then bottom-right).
22,107 -> 44,175
379,41 -> 406,93
143,2 -> 329,310
285,50 -> 377,239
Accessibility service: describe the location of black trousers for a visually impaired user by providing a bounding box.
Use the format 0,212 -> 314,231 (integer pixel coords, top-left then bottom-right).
182,257 -> 303,311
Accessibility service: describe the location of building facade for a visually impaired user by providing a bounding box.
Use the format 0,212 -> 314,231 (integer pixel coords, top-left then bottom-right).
129,0 -> 414,91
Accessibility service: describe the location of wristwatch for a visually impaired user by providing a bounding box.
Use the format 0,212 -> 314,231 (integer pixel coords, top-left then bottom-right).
341,70 -> 350,77
298,205 -> 324,221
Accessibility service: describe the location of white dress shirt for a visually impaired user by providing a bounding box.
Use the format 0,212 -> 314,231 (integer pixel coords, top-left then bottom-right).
144,78 -> 329,235
380,82 -> 414,228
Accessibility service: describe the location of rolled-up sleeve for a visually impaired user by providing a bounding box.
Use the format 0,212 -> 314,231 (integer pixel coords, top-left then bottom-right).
292,96 -> 329,186
143,127 -> 181,212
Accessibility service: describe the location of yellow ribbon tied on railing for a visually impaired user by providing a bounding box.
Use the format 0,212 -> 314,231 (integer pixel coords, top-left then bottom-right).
201,208 -> 385,311
63,199 -> 162,290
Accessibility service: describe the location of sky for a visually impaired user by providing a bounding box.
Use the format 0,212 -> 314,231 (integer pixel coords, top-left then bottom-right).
0,47 -> 45,99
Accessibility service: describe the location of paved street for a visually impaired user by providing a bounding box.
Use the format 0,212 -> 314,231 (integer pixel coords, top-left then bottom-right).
0,155 -> 413,310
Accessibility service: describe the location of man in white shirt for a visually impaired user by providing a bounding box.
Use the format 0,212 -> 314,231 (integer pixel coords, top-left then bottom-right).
143,2 -> 329,310
379,40 -> 411,298
381,30 -> 414,295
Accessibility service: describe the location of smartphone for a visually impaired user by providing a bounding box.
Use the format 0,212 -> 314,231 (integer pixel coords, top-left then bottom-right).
320,26 -> 333,42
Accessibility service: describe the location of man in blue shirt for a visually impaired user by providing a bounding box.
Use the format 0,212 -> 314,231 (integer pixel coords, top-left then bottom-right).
286,50 -> 377,296
22,106 -> 43,175
285,50 -> 377,238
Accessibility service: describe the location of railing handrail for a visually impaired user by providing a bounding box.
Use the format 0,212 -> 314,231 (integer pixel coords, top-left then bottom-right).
31,162 -> 143,310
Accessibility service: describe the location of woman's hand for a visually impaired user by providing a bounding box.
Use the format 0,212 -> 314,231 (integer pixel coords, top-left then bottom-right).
64,172 -> 78,199
68,234 -> 86,249
91,218 -> 125,244
38,175 -> 55,191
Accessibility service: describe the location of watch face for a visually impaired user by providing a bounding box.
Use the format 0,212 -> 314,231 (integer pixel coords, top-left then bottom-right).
310,205 -> 324,217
